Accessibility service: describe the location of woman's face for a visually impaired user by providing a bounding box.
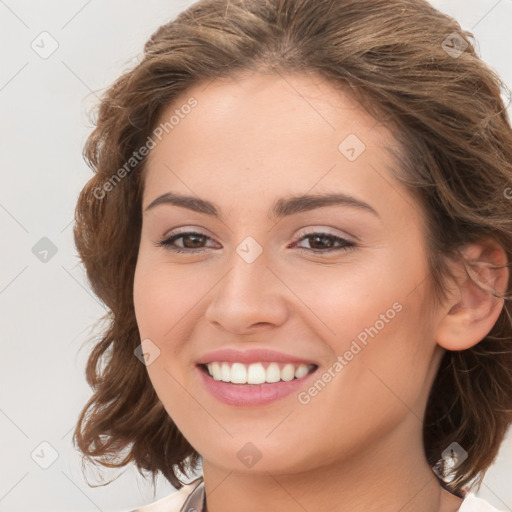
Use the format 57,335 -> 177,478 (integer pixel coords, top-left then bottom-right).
133,71 -> 445,474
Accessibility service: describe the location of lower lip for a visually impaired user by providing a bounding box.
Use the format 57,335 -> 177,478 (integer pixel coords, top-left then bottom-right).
197,366 -> 317,407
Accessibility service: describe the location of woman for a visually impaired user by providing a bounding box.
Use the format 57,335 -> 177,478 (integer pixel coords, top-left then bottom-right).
73,0 -> 512,511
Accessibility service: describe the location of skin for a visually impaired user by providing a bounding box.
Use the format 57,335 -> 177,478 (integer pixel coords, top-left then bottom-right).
133,70 -> 508,512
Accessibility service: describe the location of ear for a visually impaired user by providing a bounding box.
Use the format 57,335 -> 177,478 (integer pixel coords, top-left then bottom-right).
435,238 -> 509,351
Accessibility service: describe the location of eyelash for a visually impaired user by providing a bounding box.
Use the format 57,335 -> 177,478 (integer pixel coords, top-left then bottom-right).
153,230 -> 356,254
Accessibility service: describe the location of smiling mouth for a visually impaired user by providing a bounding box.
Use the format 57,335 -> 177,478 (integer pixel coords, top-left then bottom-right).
199,361 -> 318,385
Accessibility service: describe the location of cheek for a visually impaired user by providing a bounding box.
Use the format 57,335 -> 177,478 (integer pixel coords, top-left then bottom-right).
133,266 -> 164,338
278,256 -> 402,346
291,251 -> 433,403
133,254 -> 198,339
133,258 -> 196,426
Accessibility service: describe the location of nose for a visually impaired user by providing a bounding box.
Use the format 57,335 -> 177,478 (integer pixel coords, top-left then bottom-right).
203,244 -> 289,335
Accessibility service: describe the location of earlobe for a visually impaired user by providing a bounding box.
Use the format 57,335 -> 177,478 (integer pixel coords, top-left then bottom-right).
435,239 -> 509,352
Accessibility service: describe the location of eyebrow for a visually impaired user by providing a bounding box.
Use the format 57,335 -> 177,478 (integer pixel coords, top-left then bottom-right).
144,191 -> 379,220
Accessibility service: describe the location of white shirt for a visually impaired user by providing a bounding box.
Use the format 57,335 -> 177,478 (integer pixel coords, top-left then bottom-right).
129,478 -> 505,512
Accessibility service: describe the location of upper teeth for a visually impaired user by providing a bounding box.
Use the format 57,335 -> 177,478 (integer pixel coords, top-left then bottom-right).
205,362 -> 314,384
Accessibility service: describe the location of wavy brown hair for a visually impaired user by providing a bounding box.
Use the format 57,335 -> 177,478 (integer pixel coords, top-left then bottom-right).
73,0 -> 512,495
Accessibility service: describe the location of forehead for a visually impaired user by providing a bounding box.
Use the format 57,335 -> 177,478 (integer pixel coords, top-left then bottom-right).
141,71 -> 412,222
149,70 -> 388,155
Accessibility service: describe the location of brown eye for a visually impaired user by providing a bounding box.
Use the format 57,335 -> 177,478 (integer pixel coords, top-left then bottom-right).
154,231 -> 218,253
177,233 -> 207,249
293,232 -> 356,253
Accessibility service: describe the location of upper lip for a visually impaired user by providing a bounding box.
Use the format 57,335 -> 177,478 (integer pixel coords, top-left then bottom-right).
196,348 -> 318,366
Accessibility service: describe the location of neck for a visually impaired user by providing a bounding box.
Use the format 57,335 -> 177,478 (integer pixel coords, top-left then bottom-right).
201,414 -> 463,512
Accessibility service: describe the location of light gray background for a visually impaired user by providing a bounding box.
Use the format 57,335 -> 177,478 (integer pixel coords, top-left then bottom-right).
1,1 -> 511,511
